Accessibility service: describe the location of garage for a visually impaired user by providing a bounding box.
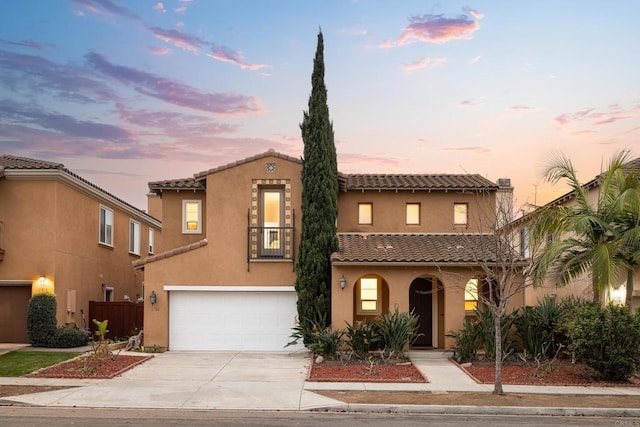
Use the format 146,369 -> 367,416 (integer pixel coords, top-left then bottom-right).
167,286 -> 303,351
0,283 -> 32,343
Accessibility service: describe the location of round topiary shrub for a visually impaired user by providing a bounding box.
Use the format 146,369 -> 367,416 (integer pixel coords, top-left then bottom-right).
27,293 -> 57,347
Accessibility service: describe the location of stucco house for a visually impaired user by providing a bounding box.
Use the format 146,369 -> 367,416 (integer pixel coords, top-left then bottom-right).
0,155 -> 160,343
136,149 -> 524,351
508,157 -> 640,309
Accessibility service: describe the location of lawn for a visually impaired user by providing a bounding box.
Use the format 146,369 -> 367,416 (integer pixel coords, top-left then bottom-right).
0,351 -> 81,377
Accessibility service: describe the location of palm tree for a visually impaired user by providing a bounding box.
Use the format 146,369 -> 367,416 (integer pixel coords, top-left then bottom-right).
529,151 -> 637,304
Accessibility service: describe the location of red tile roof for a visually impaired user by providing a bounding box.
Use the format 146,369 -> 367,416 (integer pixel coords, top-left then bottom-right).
341,174 -> 497,192
332,233 -> 524,265
193,149 -> 301,179
148,178 -> 204,193
133,239 -> 208,269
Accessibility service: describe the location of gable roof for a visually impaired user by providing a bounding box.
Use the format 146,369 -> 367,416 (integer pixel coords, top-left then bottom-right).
148,177 -> 204,194
332,233 -> 525,266
193,149 -> 301,180
0,155 -> 160,228
340,174 -> 498,192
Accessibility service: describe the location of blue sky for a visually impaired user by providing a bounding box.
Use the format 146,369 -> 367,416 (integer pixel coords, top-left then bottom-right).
0,0 -> 638,211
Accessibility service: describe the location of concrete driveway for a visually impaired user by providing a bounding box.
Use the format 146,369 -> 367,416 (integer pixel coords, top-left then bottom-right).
8,351 -> 342,411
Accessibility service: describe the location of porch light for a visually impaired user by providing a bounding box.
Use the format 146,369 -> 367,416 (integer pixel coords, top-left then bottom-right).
39,276 -> 46,287
339,275 -> 346,290
150,290 -> 157,305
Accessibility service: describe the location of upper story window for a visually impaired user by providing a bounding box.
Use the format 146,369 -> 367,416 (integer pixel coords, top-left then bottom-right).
357,277 -> 381,315
99,205 -> 113,246
465,279 -> 479,312
520,227 -> 531,258
406,203 -> 420,225
358,203 -> 373,225
260,187 -> 284,257
182,200 -> 202,234
454,203 -> 468,226
148,228 -> 155,254
129,220 -> 141,255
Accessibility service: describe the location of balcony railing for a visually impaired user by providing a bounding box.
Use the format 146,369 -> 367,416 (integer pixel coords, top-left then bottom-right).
247,225 -> 295,270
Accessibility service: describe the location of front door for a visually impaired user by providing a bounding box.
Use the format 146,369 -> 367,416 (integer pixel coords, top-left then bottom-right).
409,278 -> 432,347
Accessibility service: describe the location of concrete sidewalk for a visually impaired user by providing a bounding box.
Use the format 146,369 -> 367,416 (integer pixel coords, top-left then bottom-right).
1,349 -> 640,416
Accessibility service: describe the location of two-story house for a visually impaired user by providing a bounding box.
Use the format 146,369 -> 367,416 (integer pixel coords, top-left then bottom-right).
136,149 -> 524,351
0,155 -> 161,343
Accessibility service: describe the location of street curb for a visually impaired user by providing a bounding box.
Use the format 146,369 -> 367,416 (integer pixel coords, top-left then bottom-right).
319,403 -> 640,417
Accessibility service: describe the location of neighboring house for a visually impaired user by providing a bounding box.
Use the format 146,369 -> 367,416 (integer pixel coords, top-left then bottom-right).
0,155 -> 161,343
508,158 -> 640,309
136,149 -> 523,351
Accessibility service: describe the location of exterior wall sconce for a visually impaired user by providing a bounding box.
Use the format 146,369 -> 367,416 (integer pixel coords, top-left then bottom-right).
150,290 -> 157,305
339,275 -> 346,290
39,276 -> 46,287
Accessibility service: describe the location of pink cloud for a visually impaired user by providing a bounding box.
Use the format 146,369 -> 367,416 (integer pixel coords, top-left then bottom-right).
149,46 -> 171,55
383,9 -> 483,47
460,99 -> 477,107
153,2 -> 165,13
509,105 -> 538,112
209,44 -> 268,70
73,9 -> 85,17
403,56 -> 446,72
554,106 -> 640,126
441,146 -> 491,154
148,26 -> 206,53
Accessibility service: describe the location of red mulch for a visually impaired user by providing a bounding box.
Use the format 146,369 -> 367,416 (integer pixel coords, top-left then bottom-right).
308,358 -> 427,383
26,354 -> 153,379
460,359 -> 640,387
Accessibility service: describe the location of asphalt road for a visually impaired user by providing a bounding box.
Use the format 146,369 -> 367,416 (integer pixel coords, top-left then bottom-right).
0,407 -> 638,427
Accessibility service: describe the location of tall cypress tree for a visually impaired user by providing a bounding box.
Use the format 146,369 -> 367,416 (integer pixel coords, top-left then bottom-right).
295,30 -> 338,330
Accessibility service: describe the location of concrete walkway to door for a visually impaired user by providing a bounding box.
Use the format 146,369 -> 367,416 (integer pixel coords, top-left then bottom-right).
3,351 -> 341,410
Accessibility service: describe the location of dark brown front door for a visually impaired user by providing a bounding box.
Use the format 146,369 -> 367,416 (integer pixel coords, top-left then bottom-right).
409,278 -> 432,347
0,286 -> 31,343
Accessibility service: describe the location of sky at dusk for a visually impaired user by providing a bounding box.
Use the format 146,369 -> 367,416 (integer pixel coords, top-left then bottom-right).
1,0 -> 639,212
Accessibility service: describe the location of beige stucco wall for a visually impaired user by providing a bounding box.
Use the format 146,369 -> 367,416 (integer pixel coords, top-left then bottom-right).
0,175 -> 155,332
143,155 -> 303,348
337,190 -> 496,234
151,190 -> 205,254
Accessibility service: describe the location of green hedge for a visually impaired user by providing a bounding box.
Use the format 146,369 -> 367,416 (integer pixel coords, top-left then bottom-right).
27,293 -> 57,347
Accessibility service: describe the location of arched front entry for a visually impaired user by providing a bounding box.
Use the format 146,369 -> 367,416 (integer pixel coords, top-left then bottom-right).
409,277 -> 444,348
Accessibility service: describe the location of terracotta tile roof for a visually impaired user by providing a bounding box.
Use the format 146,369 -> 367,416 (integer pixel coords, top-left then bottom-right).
148,177 -> 204,193
332,233 -> 523,265
0,155 -> 159,225
193,149 -> 301,180
0,155 -> 64,170
341,174 -> 497,192
133,239 -> 208,269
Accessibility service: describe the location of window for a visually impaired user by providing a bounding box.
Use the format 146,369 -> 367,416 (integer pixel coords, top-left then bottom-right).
357,277 -> 381,315
182,200 -> 202,233
358,203 -> 372,225
129,220 -> 140,255
465,279 -> 479,312
148,229 -> 155,254
454,203 -> 468,225
406,203 -> 420,225
260,188 -> 284,257
520,227 -> 530,258
99,205 -> 113,246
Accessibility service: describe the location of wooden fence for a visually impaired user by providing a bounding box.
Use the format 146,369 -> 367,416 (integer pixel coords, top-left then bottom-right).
88,301 -> 144,340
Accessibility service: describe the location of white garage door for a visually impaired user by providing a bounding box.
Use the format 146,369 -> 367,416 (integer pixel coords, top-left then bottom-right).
168,286 -> 302,351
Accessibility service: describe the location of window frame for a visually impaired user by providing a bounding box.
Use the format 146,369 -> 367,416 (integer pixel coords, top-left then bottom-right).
99,205 -> 114,247
454,203 -> 468,226
464,278 -> 479,313
520,227 -> 531,258
358,202 -> 373,225
148,228 -> 155,254
182,200 -> 202,234
129,219 -> 141,255
406,202 -> 421,225
356,277 -> 381,315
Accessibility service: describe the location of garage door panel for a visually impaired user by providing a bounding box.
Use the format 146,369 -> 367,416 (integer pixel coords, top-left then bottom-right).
169,290 -> 302,351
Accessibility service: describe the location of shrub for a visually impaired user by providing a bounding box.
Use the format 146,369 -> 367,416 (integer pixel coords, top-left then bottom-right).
568,303 -> 640,381
50,327 -> 89,348
287,313 -> 344,358
474,308 -> 513,360
446,318 -> 479,363
377,307 -> 420,358
27,293 -> 57,347
513,296 -> 566,360
344,320 -> 381,358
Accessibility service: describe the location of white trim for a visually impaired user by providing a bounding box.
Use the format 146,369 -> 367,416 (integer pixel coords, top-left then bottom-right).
182,199 -> 202,234
164,285 -> 295,292
0,280 -> 32,286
